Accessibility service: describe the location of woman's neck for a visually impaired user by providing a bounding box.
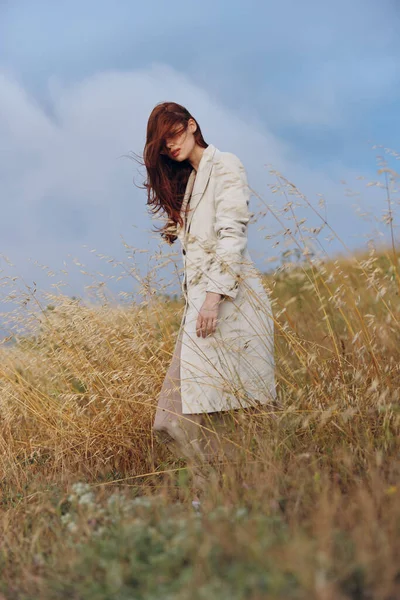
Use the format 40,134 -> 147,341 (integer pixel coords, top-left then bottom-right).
188,144 -> 206,172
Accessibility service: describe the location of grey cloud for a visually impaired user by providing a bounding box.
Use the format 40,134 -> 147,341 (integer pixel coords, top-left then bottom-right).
0,64 -> 391,307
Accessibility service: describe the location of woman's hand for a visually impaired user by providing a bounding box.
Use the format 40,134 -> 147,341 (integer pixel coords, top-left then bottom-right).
196,292 -> 223,338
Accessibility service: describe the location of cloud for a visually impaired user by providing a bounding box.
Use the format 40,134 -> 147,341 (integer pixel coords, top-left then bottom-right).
262,55 -> 400,128
3,0 -> 399,135
0,64 -> 392,308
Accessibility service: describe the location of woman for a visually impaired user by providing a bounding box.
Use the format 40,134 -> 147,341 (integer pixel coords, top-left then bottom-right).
143,102 -> 277,498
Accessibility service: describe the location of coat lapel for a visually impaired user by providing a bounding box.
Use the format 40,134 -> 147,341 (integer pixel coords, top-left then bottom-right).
177,144 -> 217,240
184,144 -> 217,233
176,169 -> 195,242
179,169 -> 196,224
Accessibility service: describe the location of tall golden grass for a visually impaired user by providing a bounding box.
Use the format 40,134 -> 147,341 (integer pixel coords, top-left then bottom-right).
0,157 -> 399,598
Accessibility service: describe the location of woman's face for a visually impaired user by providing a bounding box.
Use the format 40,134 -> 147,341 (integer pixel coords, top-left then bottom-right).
163,118 -> 197,162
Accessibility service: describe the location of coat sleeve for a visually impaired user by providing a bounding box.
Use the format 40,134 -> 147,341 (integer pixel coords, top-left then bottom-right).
205,152 -> 251,300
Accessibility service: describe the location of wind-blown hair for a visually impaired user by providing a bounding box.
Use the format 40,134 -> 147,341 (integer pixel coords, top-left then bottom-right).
143,102 -> 208,244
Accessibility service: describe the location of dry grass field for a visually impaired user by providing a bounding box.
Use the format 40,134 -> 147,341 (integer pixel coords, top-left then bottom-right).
0,167 -> 399,599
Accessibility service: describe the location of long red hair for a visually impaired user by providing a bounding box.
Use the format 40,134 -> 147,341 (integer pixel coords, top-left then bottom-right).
142,102 -> 208,244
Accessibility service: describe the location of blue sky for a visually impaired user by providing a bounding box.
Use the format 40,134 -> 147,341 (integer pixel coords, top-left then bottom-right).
0,0 -> 399,311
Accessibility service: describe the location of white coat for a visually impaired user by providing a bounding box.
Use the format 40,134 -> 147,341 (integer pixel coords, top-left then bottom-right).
173,143 -> 276,414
